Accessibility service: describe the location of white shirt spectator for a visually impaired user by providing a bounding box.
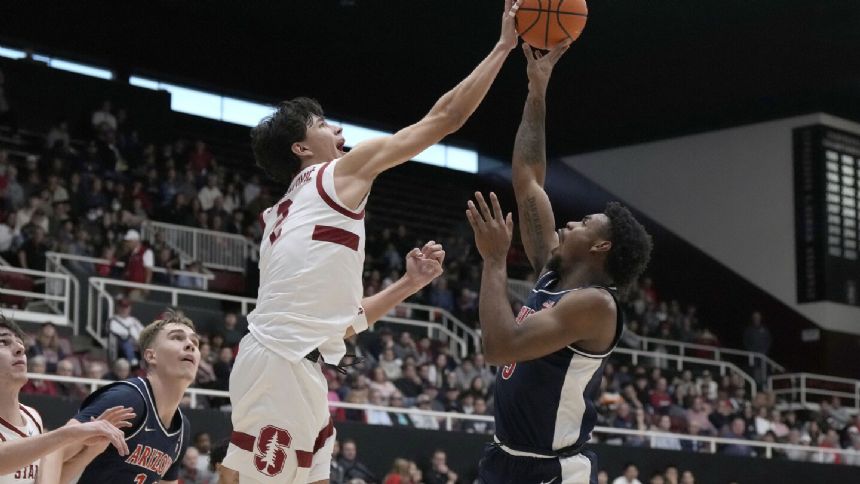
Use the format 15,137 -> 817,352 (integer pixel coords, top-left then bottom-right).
0,222 -> 14,251
612,477 -> 643,484
651,434 -> 683,450
410,413 -> 440,431
109,313 -> 144,342
366,409 -> 393,426
92,109 -> 117,131
197,185 -> 223,211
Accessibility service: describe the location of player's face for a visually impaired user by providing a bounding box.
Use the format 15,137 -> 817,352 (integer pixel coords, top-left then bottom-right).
150,323 -> 200,384
302,115 -> 345,162
0,329 -> 27,387
548,213 -> 611,270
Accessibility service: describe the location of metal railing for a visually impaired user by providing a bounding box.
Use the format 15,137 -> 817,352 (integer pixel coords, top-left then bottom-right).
613,347 -> 758,397
390,302 -> 481,356
46,251 -> 214,290
45,253 -> 81,329
377,315 -> 469,359
87,278 -> 257,346
142,220 -> 255,272
631,334 -> 785,376
769,373 -> 860,412
0,265 -> 73,329
22,372 -> 859,463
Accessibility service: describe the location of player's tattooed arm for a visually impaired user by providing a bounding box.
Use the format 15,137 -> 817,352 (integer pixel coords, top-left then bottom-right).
512,42 -> 571,274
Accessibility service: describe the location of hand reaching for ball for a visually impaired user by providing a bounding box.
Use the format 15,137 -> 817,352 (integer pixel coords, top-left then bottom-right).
497,0 -> 524,51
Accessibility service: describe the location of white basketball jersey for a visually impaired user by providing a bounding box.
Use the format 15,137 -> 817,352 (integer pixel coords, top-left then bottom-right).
0,405 -> 43,483
248,158 -> 368,364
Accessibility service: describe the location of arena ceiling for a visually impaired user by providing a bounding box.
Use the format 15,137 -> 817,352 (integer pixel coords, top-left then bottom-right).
1,0 -> 859,160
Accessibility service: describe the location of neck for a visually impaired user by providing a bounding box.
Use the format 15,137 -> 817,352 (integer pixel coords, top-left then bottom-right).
556,263 -> 612,291
147,373 -> 188,428
0,382 -> 23,426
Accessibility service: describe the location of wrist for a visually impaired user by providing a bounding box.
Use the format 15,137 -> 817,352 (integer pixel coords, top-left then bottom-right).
527,80 -> 549,95
399,274 -> 426,294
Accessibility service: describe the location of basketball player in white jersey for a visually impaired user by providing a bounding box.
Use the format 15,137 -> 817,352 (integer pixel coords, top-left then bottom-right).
222,2 -> 524,482
0,317 -> 132,483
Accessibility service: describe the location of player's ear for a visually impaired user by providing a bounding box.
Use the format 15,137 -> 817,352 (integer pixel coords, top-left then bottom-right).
291,142 -> 312,160
143,347 -> 156,367
591,240 -> 611,254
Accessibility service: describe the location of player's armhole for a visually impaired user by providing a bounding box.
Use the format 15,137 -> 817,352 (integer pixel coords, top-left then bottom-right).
317,160 -> 366,219
566,287 -> 622,359
76,382 -> 147,437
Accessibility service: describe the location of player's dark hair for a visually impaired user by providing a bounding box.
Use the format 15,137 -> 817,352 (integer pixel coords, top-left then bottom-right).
0,315 -> 25,341
251,97 -> 323,185
209,438 -> 230,472
603,202 -> 653,291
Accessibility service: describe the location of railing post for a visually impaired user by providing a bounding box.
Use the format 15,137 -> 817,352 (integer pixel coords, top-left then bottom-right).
766,445 -> 772,459
801,374 -> 807,406
445,415 -> 452,431
855,382 -> 860,412
172,291 -> 178,308
191,393 -> 198,409
709,441 -> 716,454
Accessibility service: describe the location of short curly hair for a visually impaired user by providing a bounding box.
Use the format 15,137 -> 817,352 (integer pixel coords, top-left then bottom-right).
250,97 -> 323,185
603,202 -> 653,290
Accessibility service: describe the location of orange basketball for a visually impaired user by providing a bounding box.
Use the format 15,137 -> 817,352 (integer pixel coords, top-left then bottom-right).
515,0 -> 588,50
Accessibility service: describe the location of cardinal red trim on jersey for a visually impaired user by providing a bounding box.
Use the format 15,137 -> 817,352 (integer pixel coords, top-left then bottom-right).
316,161 -> 365,220
0,414 -> 28,438
296,450 -> 313,468
312,225 -> 360,251
19,406 -> 41,433
313,419 -> 334,453
230,431 -> 255,451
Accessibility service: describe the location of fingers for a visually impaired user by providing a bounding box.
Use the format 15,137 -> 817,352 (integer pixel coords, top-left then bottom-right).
547,38 -> 573,63
466,201 -> 484,232
507,0 -> 522,18
489,192 -> 505,221
474,192 -> 493,222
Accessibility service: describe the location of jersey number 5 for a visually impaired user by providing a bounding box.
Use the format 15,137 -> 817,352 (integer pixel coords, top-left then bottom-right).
268,199 -> 293,244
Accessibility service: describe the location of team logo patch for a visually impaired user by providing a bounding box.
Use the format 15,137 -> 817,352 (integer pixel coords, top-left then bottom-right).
501,362 -> 516,380
254,425 -> 292,476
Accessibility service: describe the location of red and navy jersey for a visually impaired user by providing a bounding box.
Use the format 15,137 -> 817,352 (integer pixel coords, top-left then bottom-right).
493,271 -> 623,455
74,377 -> 188,483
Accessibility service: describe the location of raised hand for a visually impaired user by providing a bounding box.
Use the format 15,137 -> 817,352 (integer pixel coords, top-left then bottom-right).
404,241 -> 445,288
466,192 -> 513,263
523,39 -> 572,88
498,0 -> 524,51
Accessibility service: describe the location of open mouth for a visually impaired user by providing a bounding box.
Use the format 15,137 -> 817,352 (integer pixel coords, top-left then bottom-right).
336,140 -> 345,152
180,356 -> 196,364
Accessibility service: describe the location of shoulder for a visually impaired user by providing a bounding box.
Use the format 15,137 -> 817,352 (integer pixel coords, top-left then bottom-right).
80,379 -> 147,412
19,404 -> 43,431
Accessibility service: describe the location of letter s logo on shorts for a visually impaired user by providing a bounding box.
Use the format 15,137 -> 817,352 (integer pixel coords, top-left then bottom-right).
501,362 -> 516,380
254,425 -> 292,476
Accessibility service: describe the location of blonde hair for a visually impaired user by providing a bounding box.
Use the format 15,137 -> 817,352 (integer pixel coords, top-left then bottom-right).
138,309 -> 196,356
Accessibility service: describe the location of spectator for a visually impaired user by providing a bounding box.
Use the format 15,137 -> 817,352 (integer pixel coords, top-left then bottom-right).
367,390 -> 394,426
103,358 -> 131,381
27,322 -> 69,373
394,364 -> 423,398
425,450 -> 458,484
383,458 -> 412,484
743,311 -> 771,384
411,394 -> 440,430
663,466 -> 678,484
188,140 -> 215,175
213,346 -> 234,390
784,429 -> 810,462
387,391 -> 413,427
612,463 -> 642,484
194,432 -> 213,475
55,358 -> 88,399
369,366 -> 399,400
175,260 -> 206,290
721,417 -> 755,457
198,174 -> 223,211
648,472 -> 665,484
598,470 -> 609,484
20,355 -> 58,396
461,397 -> 493,435
108,298 -> 144,366
122,229 -> 154,287
338,439 -> 377,484
218,312 -> 244,348
17,225 -> 49,271
685,396 -> 716,435
195,341 -> 217,388
651,415 -> 682,450
84,360 -> 106,381
649,377 -> 672,414
91,100 -> 117,131
379,348 -> 403,380
427,278 -> 454,312
330,439 -> 347,484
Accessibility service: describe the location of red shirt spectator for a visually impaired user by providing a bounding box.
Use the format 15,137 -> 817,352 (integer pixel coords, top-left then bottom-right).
188,140 -> 214,175
122,230 -> 154,284
649,377 -> 672,413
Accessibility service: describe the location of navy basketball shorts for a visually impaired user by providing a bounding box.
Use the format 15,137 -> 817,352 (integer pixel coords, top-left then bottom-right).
477,442 -> 598,484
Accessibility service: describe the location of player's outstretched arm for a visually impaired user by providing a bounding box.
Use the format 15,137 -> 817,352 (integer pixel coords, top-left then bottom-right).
347,241 -> 445,338
512,41 -> 571,273
333,0 -> 522,208
467,192 -> 614,363
5,406 -> 132,480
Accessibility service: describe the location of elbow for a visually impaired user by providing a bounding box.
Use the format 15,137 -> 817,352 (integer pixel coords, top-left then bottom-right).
436,107 -> 467,133
482,341 -> 507,366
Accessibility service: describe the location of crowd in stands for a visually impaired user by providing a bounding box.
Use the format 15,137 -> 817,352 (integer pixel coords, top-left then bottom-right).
3,66 -> 860,476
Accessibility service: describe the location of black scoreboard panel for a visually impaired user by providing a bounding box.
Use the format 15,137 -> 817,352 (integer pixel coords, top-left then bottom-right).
794,125 -> 859,306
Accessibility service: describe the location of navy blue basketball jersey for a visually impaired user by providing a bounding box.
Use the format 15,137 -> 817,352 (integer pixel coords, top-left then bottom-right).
493,271 -> 623,455
75,377 -> 189,483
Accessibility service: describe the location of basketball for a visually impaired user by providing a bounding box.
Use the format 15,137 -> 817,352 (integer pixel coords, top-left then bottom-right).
515,0 -> 588,50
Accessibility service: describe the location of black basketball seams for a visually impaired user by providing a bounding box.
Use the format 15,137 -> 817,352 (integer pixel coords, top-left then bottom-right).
517,0 -> 544,37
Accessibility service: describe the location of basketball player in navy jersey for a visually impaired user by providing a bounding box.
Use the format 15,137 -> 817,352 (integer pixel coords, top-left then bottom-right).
465,44 -> 652,484
0,317 -> 132,483
41,311 -> 199,484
